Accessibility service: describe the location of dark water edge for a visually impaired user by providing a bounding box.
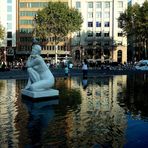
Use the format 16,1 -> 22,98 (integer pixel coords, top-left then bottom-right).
0,68 -> 148,79
0,74 -> 148,147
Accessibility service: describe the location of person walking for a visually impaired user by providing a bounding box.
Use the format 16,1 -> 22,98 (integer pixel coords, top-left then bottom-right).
82,59 -> 88,78
64,65 -> 69,79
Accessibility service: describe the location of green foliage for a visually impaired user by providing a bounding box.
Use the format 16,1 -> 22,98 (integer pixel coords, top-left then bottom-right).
118,1 -> 148,58
118,4 -> 142,36
34,2 -> 83,42
0,24 -> 5,41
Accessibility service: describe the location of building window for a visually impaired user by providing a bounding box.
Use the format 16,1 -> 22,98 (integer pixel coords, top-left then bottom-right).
96,12 -> 102,18
19,2 -> 27,8
7,32 -> 12,38
7,40 -> 12,46
7,14 -> 12,21
88,22 -> 93,27
96,2 -> 102,8
76,1 -> 81,9
104,12 -> 110,18
117,50 -> 122,63
104,41 -> 110,46
118,32 -> 123,37
88,2 -> 93,8
104,32 -> 109,37
88,12 -> 93,18
96,22 -> 101,27
20,11 -> 36,16
88,42 -> 93,46
96,32 -> 101,37
76,31 -> 80,37
117,41 -> 122,45
104,22 -> 110,27
87,31 -> 93,37
96,42 -> 101,46
7,6 -> 12,12
20,28 -> 33,33
118,1 -> 123,8
7,23 -> 12,30
20,37 -> 32,42
7,0 -> 12,3
104,2 -> 110,8
20,20 -> 33,25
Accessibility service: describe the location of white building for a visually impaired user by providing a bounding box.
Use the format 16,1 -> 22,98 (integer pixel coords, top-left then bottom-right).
0,0 -> 16,62
71,0 -> 128,64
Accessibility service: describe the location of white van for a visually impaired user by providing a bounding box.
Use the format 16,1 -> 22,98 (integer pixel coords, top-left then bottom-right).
135,60 -> 148,70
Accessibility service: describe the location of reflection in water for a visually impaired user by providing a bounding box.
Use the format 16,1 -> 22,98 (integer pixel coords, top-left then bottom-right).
0,74 -> 148,147
61,76 -> 127,147
82,77 -> 88,90
22,98 -> 59,147
0,80 -> 20,147
123,74 -> 148,117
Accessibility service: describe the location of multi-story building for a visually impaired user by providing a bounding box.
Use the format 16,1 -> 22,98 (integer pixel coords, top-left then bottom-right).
0,0 -> 16,63
71,0 -> 127,64
1,0 -> 128,64
16,0 -> 70,63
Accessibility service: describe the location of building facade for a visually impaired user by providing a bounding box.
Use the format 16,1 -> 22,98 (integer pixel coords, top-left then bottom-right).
16,0 -> 70,63
71,0 -> 127,64
0,0 -> 128,64
0,0 -> 16,63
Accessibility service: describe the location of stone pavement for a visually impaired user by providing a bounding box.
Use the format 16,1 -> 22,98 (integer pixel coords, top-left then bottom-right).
0,68 -> 147,79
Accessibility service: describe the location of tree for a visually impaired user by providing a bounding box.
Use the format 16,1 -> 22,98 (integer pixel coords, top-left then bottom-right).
0,24 -> 5,42
34,2 -> 83,63
35,2 -> 83,40
118,1 -> 148,60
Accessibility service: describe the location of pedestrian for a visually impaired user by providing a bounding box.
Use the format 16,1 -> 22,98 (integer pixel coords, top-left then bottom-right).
68,62 -> 73,75
64,65 -> 69,79
82,59 -> 88,78
69,62 -> 73,69
46,61 -> 50,69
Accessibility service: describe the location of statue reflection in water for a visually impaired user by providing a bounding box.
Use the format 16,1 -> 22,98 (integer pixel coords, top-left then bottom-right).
22,98 -> 59,147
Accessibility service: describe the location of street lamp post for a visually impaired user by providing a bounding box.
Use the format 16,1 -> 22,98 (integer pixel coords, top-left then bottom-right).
33,14 -> 38,43
131,14 -> 136,62
4,47 -> 7,64
55,45 -> 58,65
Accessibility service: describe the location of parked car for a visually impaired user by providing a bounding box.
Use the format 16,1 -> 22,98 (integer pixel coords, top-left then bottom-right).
135,60 -> 148,70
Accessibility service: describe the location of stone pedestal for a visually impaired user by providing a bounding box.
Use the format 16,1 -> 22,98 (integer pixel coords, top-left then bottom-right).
21,89 -> 59,98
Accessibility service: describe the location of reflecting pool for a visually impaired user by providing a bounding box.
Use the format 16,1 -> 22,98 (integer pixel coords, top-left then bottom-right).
0,74 -> 148,147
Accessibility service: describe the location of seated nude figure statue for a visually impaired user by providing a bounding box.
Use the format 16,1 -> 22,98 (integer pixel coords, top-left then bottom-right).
25,44 -> 54,91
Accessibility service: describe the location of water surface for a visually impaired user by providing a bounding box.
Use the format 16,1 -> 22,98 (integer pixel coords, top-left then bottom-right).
0,74 -> 148,147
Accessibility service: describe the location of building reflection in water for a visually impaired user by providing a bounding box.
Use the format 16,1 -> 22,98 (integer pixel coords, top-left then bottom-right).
0,80 -> 19,147
1,74 -> 148,147
55,75 -> 127,147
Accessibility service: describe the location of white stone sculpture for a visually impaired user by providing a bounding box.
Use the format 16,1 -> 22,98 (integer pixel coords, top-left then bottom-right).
22,44 -> 59,98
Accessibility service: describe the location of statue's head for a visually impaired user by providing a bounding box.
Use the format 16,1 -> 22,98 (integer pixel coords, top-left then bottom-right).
31,44 -> 41,55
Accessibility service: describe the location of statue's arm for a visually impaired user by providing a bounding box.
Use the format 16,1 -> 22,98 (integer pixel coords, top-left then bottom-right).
26,55 -> 40,67
26,56 -> 31,67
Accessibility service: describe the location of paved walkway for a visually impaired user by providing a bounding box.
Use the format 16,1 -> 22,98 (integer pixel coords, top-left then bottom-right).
0,68 -> 148,79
